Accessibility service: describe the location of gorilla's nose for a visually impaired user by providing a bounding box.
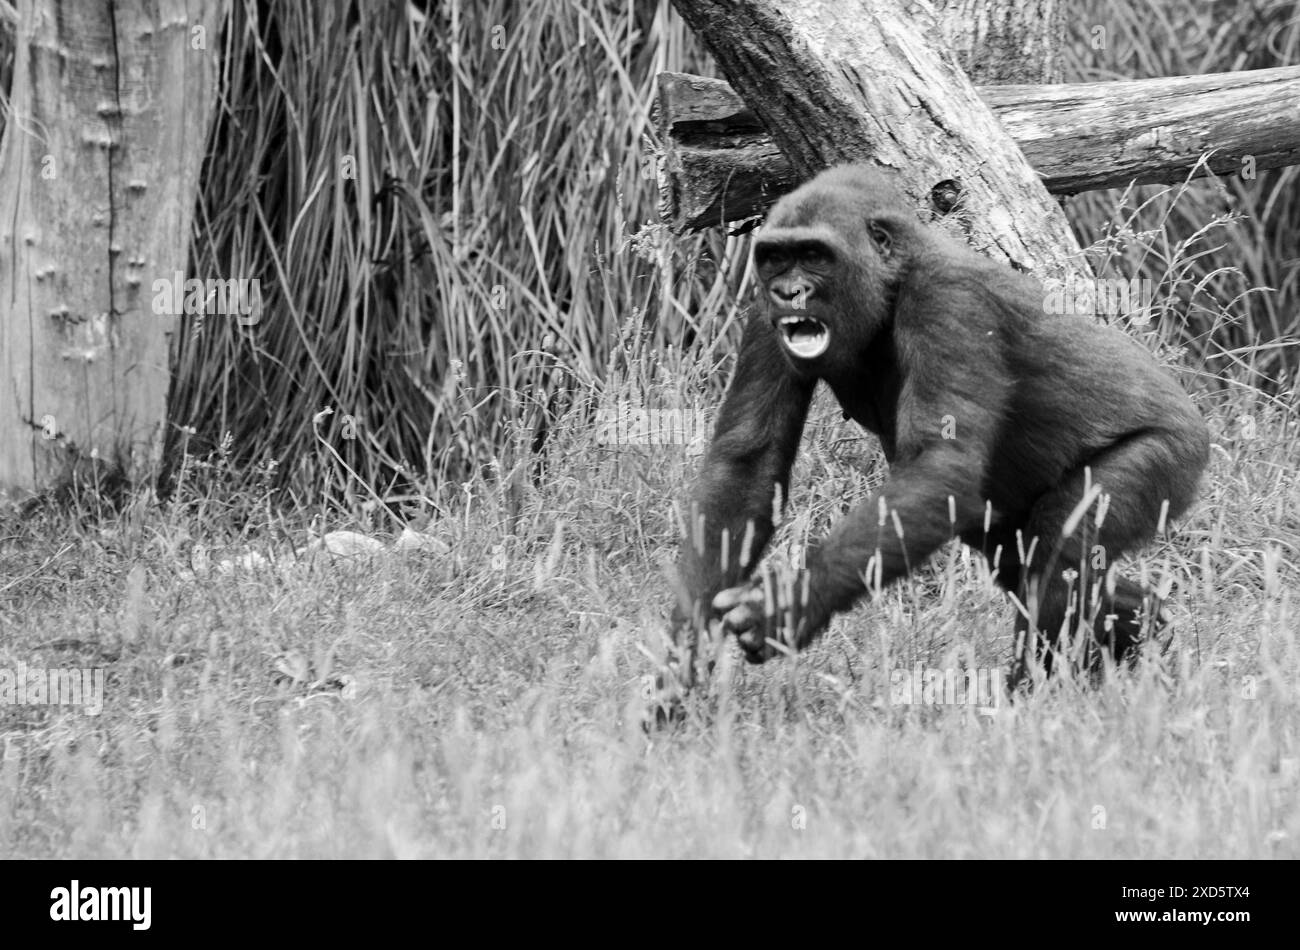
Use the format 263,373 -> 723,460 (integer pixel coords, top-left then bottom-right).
769,279 -> 812,307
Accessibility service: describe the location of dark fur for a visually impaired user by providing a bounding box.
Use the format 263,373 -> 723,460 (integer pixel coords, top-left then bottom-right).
672,164 -> 1209,678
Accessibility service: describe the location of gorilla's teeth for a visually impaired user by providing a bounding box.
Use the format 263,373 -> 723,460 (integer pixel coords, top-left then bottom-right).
778,316 -> 829,359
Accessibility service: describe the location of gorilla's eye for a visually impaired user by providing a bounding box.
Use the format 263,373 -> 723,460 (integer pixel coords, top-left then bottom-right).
799,245 -> 832,267
756,247 -> 790,271
867,221 -> 892,256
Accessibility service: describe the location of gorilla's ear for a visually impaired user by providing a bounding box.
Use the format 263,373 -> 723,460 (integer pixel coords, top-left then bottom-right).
867,219 -> 893,258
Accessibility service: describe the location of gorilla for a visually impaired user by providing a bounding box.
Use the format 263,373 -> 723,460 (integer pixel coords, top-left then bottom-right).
663,164 -> 1209,701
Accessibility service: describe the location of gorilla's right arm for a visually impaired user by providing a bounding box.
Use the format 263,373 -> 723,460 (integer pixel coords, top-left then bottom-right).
671,311 -> 815,634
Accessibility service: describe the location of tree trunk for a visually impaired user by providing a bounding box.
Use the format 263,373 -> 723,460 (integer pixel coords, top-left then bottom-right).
667,0 -> 1086,277
933,0 -> 1065,84
656,66 -> 1300,231
0,0 -> 225,495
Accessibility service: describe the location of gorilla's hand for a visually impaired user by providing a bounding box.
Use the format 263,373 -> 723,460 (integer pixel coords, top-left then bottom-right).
712,567 -> 811,663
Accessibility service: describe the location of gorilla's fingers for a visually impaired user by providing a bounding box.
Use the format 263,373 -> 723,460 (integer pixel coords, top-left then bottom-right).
711,584 -> 752,613
720,603 -> 758,632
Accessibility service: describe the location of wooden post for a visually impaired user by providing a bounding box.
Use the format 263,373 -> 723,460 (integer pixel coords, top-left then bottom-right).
0,0 -> 225,495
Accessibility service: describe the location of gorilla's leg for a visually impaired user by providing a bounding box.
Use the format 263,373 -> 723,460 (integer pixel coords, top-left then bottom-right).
1011,430 -> 1197,682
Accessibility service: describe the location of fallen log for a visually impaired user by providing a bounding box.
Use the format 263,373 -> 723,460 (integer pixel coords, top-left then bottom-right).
657,66 -> 1300,231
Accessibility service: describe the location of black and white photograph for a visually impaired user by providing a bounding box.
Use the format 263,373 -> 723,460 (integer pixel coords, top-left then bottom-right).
0,0 -> 1294,897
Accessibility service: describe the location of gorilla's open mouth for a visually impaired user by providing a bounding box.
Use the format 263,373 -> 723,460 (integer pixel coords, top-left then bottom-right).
777,315 -> 830,359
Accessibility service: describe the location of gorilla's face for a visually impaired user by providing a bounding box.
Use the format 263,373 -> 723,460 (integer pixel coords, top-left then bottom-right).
754,167 -> 912,377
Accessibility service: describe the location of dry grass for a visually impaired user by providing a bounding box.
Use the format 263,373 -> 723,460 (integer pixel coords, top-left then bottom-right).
162,0 -> 1300,500
168,0 -> 730,498
0,368 -> 1296,857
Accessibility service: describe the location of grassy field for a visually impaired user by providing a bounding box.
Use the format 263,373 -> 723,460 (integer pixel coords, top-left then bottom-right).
1,380 -> 1295,859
